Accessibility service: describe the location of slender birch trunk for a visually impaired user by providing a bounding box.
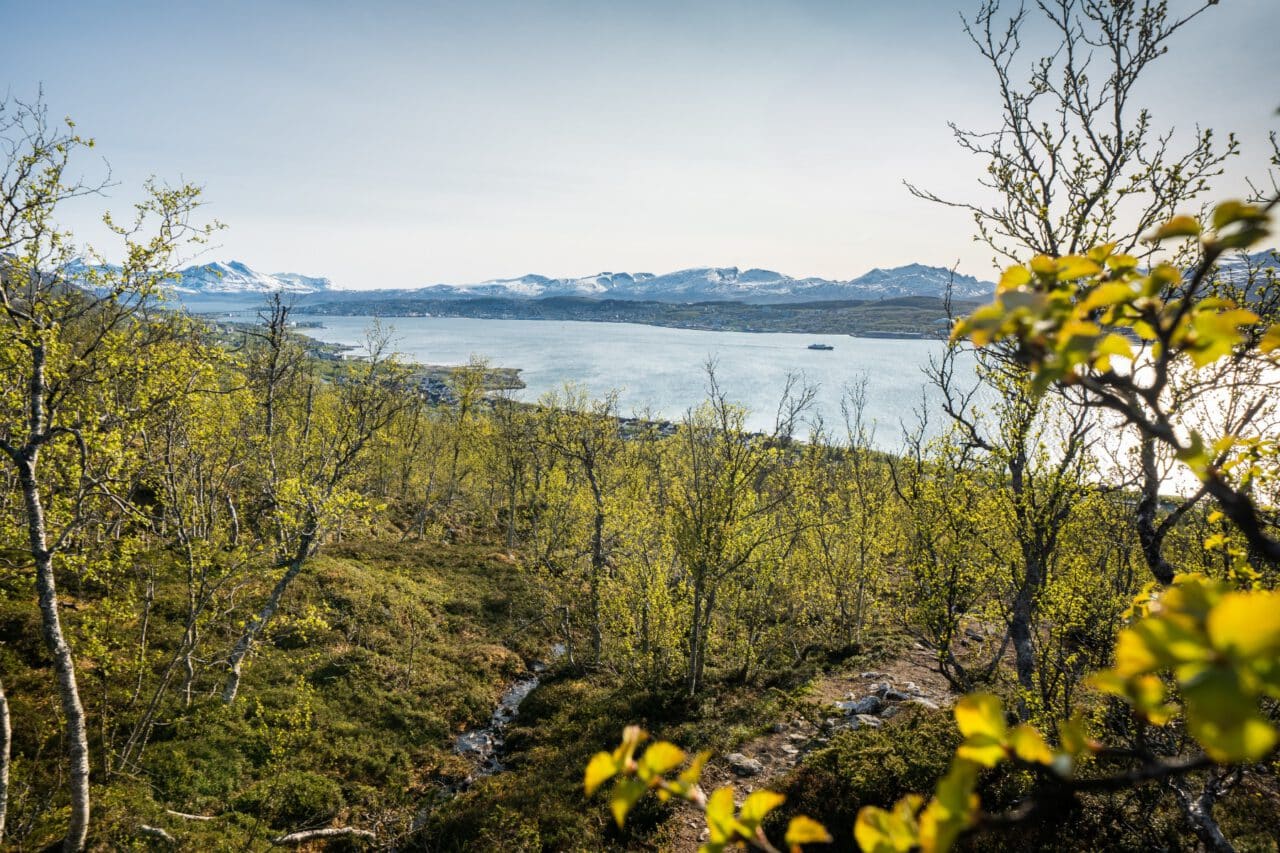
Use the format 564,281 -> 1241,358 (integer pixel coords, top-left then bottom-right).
19,454 -> 91,851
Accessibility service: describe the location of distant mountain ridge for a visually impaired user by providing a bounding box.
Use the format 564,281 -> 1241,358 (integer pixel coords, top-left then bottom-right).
61,259 -> 332,294
410,263 -> 996,303
169,261 -> 331,294
61,250 -> 1279,303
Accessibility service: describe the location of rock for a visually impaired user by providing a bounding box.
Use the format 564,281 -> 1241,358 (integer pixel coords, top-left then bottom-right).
787,732 -> 808,742
855,714 -> 883,729
726,753 -> 765,776
771,722 -> 786,734
883,689 -> 914,702
781,743 -> 800,755
841,695 -> 884,715
909,697 -> 940,711
860,671 -> 885,679
871,682 -> 893,697
902,681 -> 921,695
881,704 -> 902,719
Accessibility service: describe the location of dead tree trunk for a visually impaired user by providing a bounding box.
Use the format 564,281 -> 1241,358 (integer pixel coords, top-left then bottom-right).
222,531 -> 315,703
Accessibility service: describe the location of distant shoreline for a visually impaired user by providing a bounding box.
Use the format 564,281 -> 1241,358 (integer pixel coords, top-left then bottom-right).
289,294 -> 968,339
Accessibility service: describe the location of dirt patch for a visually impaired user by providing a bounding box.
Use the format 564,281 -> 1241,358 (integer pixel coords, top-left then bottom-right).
659,642 -> 957,850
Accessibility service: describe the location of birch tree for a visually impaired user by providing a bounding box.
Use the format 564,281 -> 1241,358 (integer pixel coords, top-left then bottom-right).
0,94 -> 214,850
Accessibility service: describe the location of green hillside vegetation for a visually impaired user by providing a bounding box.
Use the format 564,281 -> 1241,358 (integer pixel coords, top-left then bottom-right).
297,295 -> 971,338
3,2 -> 1280,851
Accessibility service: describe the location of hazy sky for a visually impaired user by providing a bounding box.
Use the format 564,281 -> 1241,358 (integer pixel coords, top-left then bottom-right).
3,0 -> 1277,289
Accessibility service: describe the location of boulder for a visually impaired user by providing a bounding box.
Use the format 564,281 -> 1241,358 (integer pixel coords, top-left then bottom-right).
726,753 -> 765,776
855,714 -> 883,729
908,697 -> 941,711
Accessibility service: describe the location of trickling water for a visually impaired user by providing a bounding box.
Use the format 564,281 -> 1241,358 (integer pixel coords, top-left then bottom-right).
454,644 -> 566,777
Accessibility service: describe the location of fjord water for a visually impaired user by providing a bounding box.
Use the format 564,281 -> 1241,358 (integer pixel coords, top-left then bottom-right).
299,316 -> 972,443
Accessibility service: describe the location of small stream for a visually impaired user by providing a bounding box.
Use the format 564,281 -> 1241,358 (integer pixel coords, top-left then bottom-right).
454,643 -> 565,778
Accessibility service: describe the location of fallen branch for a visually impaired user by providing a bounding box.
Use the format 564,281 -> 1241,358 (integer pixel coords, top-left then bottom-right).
165,809 -> 216,821
272,826 -> 377,846
138,825 -> 177,844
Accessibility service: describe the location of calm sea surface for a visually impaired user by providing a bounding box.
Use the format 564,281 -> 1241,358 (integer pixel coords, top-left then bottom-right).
293,316 -> 975,445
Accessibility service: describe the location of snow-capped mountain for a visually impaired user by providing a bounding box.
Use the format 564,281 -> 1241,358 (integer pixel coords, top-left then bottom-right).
60,259 -> 331,295
173,261 -> 330,294
412,264 -> 995,303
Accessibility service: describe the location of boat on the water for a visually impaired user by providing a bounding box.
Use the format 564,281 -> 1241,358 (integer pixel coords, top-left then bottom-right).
807,343 -> 834,351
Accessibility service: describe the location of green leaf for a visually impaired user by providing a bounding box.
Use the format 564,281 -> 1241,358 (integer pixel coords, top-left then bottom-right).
1009,725 -> 1053,764
1080,283 -> 1137,312
739,790 -> 785,830
610,777 -> 647,828
1207,591 -> 1280,658
1030,255 -> 1057,276
1056,255 -> 1103,280
705,786 -> 741,843
855,802 -> 918,853
1211,201 -> 1265,230
998,265 -> 1031,292
920,760 -> 977,853
785,815 -> 833,850
1149,214 -> 1202,241
1183,668 -> 1279,762
639,741 -> 686,779
612,724 -> 647,766
585,751 -> 618,796
954,693 -> 1006,741
1260,324 -> 1280,354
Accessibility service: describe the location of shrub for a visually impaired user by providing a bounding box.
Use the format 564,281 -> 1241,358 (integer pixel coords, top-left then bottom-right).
232,770 -> 345,827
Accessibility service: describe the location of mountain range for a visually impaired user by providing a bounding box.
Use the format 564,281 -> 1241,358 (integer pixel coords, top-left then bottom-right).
408,264 -> 995,302
163,261 -> 332,294
117,260 -> 999,303
65,250 -> 1279,305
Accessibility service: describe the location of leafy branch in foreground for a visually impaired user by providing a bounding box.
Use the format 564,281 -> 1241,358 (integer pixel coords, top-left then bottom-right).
951,199 -> 1280,563
855,573 -> 1279,852
589,573 -> 1279,852
584,725 -> 831,853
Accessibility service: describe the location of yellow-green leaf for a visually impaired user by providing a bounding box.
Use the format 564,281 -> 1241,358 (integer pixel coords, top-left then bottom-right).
639,741 -> 686,779
785,815 -> 833,850
705,786 -> 740,843
1080,283 -> 1137,312
585,751 -> 618,796
739,789 -> 786,830
1009,725 -> 1053,764
954,693 -> 1006,741
610,777 -> 647,828
855,803 -> 918,853
955,734 -> 1006,768
1149,215 -> 1202,241
1056,255 -> 1103,280
1207,591 -> 1280,659
998,265 -> 1031,292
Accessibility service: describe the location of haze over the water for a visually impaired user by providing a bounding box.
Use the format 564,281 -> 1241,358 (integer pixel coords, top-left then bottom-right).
3,0 -> 1276,288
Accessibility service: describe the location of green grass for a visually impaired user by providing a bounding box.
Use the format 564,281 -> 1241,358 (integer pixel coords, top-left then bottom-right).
0,537 -> 551,850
